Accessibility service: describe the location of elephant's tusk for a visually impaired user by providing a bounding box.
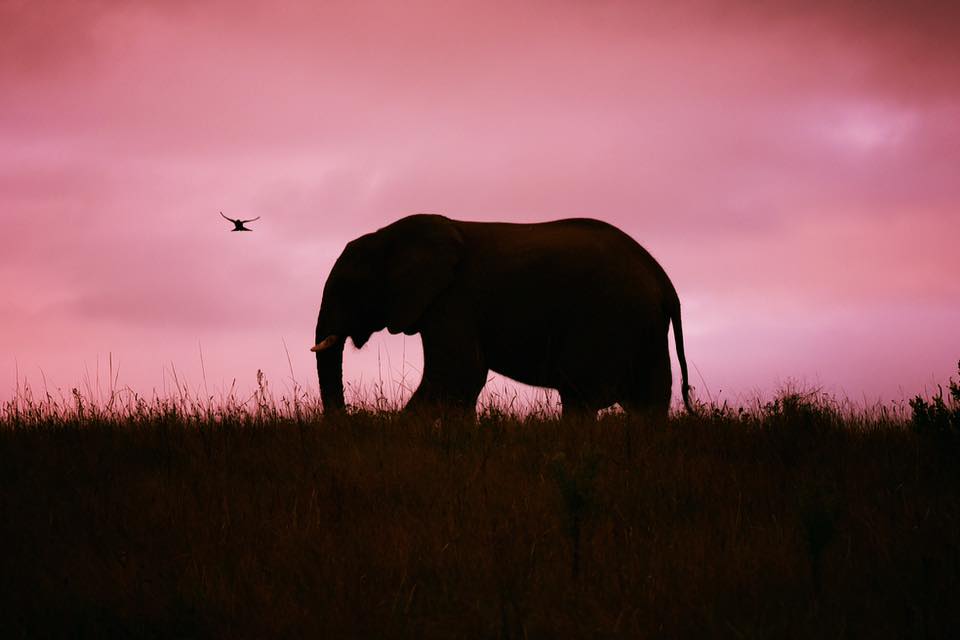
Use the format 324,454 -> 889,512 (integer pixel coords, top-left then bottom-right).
310,335 -> 340,352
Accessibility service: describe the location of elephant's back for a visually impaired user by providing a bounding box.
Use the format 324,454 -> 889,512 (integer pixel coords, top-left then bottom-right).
458,218 -> 673,301
459,218 -> 674,329
456,218 -> 677,390
459,217 -> 660,260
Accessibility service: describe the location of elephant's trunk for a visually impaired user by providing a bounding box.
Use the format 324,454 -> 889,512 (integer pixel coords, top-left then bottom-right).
315,337 -> 346,413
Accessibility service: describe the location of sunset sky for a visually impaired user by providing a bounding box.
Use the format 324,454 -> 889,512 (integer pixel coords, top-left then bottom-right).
3,0 -> 959,408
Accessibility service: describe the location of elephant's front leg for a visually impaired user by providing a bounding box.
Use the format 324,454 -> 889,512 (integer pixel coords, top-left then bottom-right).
404,317 -> 487,418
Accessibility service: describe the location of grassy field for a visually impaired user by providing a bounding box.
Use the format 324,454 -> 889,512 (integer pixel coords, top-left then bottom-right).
1,373 -> 959,638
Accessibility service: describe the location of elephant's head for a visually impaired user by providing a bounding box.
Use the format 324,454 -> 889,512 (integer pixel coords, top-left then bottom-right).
311,215 -> 464,412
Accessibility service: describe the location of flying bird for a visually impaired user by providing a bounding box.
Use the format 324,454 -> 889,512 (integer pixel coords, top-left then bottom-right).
220,211 -> 260,231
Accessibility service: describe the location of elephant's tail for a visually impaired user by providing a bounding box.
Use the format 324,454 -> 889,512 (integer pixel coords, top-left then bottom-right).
671,303 -> 693,413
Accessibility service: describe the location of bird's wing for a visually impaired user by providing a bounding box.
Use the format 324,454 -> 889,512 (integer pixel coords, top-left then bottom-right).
240,216 -> 261,223
219,211 -> 236,222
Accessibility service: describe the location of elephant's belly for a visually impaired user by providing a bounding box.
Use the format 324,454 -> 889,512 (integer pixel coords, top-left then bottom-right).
484,340 -> 592,391
487,362 -> 556,389
481,320 -> 659,394
484,342 -> 558,389
487,357 -> 621,410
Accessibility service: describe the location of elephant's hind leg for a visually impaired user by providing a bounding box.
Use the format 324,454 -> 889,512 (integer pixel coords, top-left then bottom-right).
559,389 -> 599,421
619,344 -> 672,422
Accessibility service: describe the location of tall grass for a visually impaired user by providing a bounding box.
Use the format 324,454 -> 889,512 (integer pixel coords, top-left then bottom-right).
1,366 -> 958,638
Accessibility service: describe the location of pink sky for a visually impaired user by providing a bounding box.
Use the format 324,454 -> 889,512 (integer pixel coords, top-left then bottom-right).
3,0 -> 959,408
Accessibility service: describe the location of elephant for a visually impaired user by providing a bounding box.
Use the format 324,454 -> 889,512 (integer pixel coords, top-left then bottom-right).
312,214 -> 691,419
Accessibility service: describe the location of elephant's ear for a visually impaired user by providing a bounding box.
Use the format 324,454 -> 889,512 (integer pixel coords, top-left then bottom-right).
384,216 -> 464,335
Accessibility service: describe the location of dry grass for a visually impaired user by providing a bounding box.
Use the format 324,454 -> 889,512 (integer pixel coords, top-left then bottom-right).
1,373 -> 959,639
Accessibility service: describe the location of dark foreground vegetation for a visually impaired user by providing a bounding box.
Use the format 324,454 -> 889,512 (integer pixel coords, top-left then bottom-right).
2,370 -> 959,639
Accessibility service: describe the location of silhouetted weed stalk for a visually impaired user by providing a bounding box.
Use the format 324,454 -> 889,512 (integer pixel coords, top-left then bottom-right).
909,360 -> 960,438
3,369 -> 316,428
550,452 -> 600,578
